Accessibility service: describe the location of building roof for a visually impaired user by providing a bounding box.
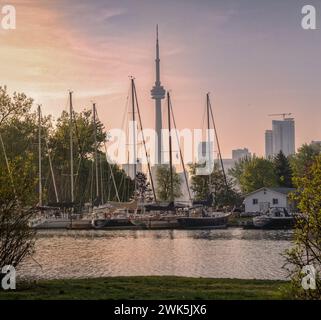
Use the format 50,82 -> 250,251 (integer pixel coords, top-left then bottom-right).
244,187 -> 296,198
267,187 -> 296,195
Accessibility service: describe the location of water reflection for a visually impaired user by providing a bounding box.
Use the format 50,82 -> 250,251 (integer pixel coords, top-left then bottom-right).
19,229 -> 293,281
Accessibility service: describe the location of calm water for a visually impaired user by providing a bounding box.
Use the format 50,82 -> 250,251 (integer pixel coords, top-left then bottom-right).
18,228 -> 293,280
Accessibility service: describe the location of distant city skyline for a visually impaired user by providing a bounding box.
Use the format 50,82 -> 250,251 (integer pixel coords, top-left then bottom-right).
1,0 -> 321,157
265,117 -> 295,157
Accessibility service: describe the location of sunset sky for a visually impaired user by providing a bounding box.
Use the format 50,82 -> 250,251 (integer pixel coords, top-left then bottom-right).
1,0 -> 321,157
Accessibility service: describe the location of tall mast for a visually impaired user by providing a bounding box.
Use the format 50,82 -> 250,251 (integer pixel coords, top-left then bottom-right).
206,93 -> 212,190
167,92 -> 174,202
133,80 -> 157,202
208,94 -> 228,190
93,103 -> 99,201
100,154 -> 104,204
69,91 -> 74,205
131,77 -> 137,189
38,105 -> 42,207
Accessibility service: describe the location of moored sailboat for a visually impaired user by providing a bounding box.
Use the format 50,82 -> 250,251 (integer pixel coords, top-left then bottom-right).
176,93 -> 231,229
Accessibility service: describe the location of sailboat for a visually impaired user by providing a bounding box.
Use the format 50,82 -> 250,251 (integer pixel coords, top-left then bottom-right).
91,79 -> 140,229
176,93 -> 231,229
32,102 -> 72,229
130,91 -> 189,229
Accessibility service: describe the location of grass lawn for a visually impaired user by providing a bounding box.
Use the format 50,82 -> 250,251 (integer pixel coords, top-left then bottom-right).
0,276 -> 289,300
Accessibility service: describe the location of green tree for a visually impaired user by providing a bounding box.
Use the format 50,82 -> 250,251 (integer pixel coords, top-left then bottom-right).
284,155 -> 321,299
190,163 -> 243,208
135,172 -> 154,202
290,143 -> 321,178
229,156 -> 252,187
0,87 -> 38,272
230,156 -> 278,194
273,151 -> 293,188
0,86 -> 33,126
156,165 -> 182,201
0,154 -> 37,272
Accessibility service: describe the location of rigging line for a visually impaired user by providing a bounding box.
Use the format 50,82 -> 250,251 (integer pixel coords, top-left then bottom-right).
112,84 -> 130,154
119,173 -> 125,202
132,80 -> 157,202
45,135 -> 60,203
90,159 -> 94,204
38,106 -> 59,204
208,95 -> 228,190
0,132 -> 17,198
107,164 -> 112,201
99,153 -> 104,204
72,109 -> 83,186
94,108 -> 121,203
169,96 -> 192,202
201,99 -> 207,131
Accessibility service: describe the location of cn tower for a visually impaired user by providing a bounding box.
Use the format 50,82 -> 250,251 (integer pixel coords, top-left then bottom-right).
151,25 -> 166,165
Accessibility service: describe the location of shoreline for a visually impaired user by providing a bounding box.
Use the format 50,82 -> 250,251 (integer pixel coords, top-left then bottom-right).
0,276 -> 290,300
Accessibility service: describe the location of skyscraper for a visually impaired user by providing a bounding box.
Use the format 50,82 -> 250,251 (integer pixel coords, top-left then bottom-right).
265,130 -> 273,158
272,118 -> 295,156
151,25 -> 166,165
265,118 -> 295,158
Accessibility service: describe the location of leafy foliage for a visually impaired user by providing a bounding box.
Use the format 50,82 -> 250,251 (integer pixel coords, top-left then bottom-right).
284,155 -> 321,299
290,143 -> 321,178
190,163 -> 243,208
0,87 -> 37,270
135,172 -> 154,202
156,165 -> 182,201
229,156 -> 278,194
273,151 -> 293,188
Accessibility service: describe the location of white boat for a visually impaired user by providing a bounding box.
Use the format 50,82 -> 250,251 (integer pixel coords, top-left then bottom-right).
252,207 -> 295,229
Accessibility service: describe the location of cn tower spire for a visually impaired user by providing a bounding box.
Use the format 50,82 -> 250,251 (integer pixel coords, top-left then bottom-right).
151,25 -> 166,165
156,24 -> 160,85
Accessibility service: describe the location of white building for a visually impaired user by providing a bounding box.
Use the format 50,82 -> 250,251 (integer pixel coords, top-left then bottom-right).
243,187 -> 295,213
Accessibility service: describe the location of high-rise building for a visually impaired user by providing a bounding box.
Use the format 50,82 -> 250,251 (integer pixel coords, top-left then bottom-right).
272,118 -> 295,156
265,130 -> 273,158
265,118 -> 295,158
151,25 -> 166,165
232,148 -> 251,161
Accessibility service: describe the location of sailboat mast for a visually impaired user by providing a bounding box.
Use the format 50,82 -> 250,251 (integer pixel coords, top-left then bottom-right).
38,105 -> 42,207
69,91 -> 74,205
167,92 -> 174,202
131,78 -> 137,189
93,103 -> 99,200
100,154 -> 104,204
206,93 -> 212,190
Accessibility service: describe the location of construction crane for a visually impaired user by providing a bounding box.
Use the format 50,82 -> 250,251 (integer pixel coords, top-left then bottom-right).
268,113 -> 292,120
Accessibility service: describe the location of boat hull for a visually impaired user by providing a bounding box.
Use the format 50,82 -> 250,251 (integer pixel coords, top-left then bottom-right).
131,216 -> 180,229
92,218 -> 137,229
252,216 -> 295,229
177,213 -> 230,229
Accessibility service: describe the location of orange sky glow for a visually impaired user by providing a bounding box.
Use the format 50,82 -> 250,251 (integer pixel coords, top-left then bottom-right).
1,0 -> 321,158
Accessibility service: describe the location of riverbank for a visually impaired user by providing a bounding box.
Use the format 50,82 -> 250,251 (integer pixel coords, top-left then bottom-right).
0,276 -> 289,300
